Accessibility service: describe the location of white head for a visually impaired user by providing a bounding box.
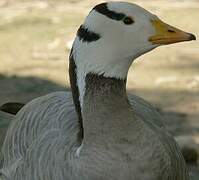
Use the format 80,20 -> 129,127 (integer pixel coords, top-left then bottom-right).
70,1 -> 195,106
73,2 -> 157,79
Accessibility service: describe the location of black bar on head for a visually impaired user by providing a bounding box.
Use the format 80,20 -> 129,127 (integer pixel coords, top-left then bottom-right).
93,3 -> 125,21
77,25 -> 101,43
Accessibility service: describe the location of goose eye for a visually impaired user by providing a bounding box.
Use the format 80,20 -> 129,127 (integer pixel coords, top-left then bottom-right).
123,17 -> 134,25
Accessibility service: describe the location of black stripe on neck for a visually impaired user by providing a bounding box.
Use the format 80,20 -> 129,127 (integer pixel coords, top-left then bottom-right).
69,49 -> 83,142
77,25 -> 101,43
93,3 -> 125,21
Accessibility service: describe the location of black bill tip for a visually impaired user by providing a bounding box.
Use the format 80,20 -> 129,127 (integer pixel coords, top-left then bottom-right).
189,33 -> 196,41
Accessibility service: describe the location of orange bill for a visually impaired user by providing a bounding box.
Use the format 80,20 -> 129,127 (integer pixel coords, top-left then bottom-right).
149,20 -> 196,45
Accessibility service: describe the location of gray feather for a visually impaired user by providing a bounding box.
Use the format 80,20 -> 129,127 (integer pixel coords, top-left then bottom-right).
0,91 -> 188,179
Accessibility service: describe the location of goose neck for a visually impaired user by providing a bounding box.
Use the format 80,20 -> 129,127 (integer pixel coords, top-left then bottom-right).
69,53 -> 136,145
82,73 -> 135,143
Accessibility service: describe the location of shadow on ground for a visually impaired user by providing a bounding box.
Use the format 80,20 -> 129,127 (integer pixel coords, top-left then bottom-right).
0,73 -> 69,104
0,73 -> 69,149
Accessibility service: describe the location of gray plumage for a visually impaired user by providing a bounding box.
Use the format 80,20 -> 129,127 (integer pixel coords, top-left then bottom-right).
0,91 -> 188,179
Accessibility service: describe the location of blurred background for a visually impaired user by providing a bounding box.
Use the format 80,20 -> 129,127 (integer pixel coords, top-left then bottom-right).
0,0 -> 198,178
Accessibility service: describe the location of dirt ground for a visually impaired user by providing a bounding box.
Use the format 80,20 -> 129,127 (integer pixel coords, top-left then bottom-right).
0,0 -> 199,179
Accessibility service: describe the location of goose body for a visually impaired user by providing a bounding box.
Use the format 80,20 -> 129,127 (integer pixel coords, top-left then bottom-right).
0,91 -> 186,180
0,2 -> 195,180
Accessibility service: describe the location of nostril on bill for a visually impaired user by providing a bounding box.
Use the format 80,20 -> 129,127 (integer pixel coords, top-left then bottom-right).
167,29 -> 175,33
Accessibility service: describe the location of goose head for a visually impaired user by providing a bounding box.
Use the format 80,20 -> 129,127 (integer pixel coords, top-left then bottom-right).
70,2 -> 195,109
71,2 -> 195,80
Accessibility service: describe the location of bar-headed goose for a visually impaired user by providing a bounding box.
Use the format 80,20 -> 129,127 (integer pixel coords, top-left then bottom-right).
0,2 -> 195,180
